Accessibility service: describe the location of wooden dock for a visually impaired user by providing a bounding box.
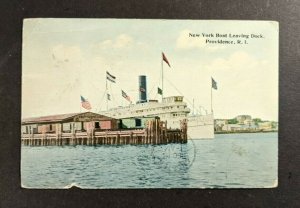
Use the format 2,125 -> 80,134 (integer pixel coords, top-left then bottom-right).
21,118 -> 188,146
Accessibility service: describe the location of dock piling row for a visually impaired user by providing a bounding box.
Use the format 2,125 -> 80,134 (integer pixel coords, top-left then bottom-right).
22,118 -> 188,146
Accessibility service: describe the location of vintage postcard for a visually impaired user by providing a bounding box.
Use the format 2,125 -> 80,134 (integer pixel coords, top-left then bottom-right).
21,19 -> 278,189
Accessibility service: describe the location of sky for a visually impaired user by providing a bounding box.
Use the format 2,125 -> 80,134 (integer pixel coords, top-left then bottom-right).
22,19 -> 278,121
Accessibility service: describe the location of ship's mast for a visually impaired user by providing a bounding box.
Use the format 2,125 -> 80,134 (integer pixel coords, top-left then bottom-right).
161,52 -> 171,101
211,77 -> 214,114
106,75 -> 108,111
161,57 -> 164,101
193,98 -> 195,115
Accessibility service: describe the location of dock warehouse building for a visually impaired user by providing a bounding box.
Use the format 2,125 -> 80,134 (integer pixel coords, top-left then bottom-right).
21,112 -> 118,134
21,112 -> 188,146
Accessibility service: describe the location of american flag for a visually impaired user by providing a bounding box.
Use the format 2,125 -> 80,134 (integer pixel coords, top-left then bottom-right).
80,95 -> 92,110
106,71 -> 116,83
121,90 -> 131,102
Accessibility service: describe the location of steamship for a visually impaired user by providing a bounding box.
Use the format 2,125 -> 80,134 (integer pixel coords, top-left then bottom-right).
101,75 -> 214,139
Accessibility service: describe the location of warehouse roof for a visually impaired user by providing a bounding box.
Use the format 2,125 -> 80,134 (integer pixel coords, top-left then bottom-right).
22,112 -> 115,124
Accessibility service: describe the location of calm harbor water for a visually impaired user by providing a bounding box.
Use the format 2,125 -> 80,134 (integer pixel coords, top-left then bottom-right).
21,132 -> 277,189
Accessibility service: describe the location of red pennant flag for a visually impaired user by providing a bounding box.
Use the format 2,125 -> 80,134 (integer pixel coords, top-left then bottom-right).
162,52 -> 171,67
122,90 -> 131,102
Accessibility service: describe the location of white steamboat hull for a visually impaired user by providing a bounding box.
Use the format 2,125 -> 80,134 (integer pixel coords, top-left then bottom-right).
187,123 -> 214,139
187,114 -> 214,139
101,96 -> 215,139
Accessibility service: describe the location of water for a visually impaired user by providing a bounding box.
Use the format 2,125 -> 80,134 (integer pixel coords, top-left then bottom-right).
21,132 -> 277,189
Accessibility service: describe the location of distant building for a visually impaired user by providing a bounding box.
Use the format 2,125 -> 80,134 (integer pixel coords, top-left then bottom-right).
215,115 -> 277,133
214,119 -> 227,131
243,119 -> 254,125
221,123 -> 258,132
240,124 -> 258,130
222,124 -> 242,131
258,121 -> 273,131
273,122 -> 279,130
235,115 -> 252,124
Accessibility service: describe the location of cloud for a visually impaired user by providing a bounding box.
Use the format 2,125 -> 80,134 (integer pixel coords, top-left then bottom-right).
52,44 -> 82,63
208,51 -> 258,71
100,40 -> 113,48
114,34 -> 133,48
176,29 -> 206,49
99,34 -> 134,49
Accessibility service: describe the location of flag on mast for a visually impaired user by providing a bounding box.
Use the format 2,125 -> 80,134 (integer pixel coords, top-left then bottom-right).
157,87 -> 163,95
106,71 -> 116,83
121,90 -> 131,102
162,52 -> 171,67
212,77 -> 218,90
80,95 -> 92,110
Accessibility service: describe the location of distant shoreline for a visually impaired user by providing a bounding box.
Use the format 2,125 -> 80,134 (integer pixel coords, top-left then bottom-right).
215,130 -> 278,134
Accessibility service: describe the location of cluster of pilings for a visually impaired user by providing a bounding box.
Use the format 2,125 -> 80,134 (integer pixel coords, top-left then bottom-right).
21,119 -> 188,146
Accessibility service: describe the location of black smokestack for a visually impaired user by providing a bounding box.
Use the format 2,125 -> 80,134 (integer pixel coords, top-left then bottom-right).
139,75 -> 147,103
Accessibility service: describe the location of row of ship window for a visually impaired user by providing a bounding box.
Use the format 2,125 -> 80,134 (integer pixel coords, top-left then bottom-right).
134,106 -> 185,113
112,106 -> 186,116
